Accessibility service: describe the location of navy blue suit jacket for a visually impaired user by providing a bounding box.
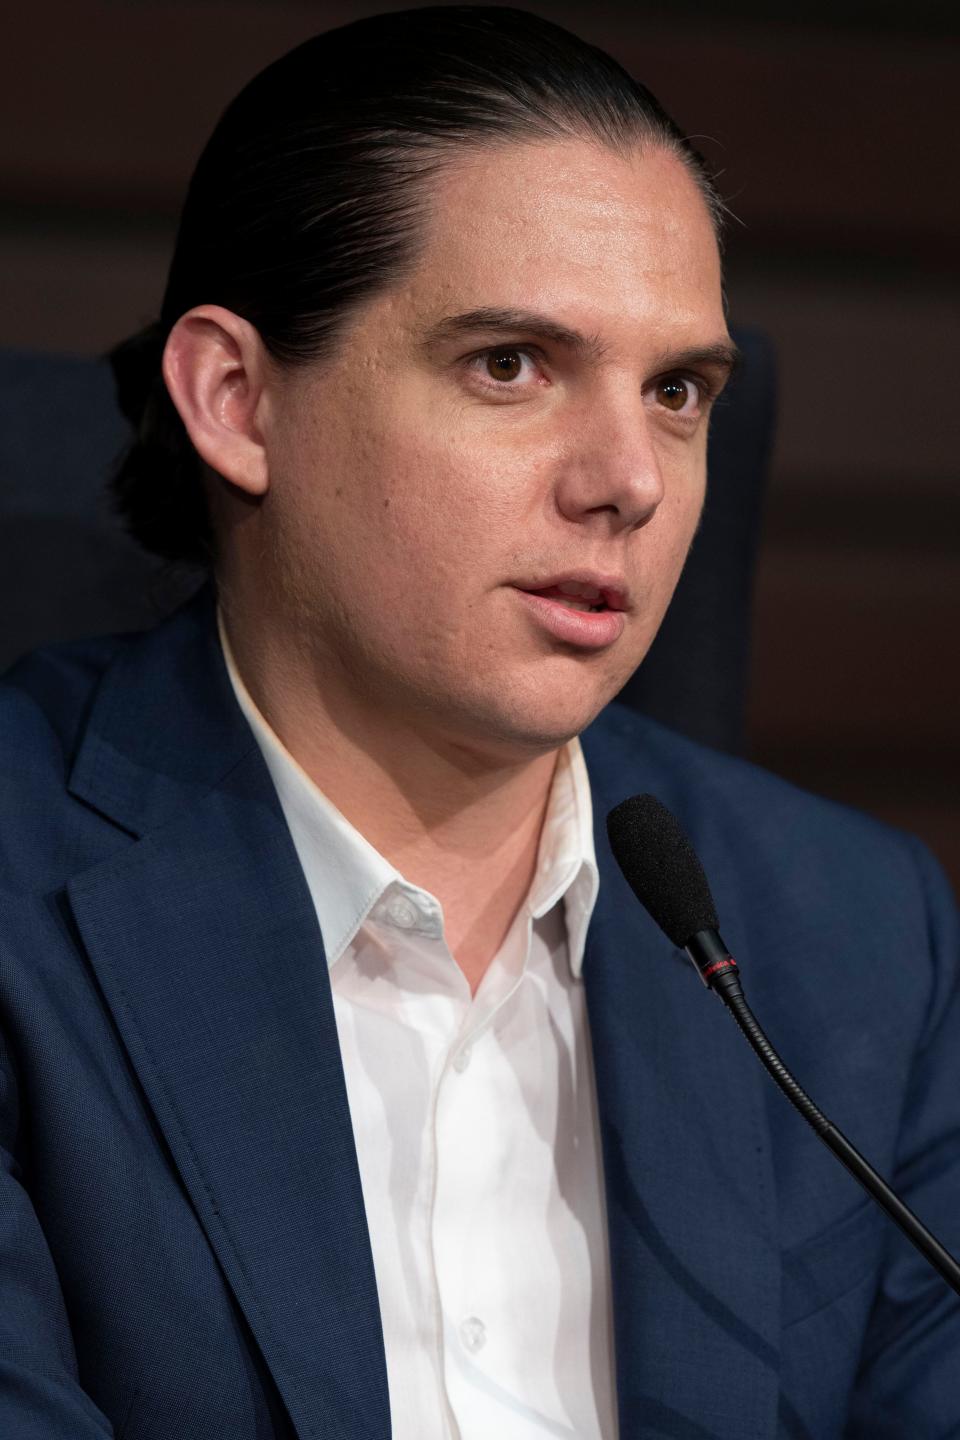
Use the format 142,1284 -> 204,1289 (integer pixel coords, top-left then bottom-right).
1,591 -> 958,1439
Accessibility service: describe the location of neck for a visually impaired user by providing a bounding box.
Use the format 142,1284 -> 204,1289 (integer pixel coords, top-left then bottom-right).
221,608 -> 561,995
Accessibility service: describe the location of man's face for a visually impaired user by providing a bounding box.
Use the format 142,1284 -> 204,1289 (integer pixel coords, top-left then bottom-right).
258,137 -> 733,757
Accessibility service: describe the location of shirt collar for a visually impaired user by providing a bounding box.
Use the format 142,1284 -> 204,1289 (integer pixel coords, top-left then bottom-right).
526,738 -> 598,977
219,616 -> 598,978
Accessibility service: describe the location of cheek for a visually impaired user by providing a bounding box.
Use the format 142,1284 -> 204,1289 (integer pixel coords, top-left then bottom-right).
662,472 -> 705,570
632,456 -> 706,629
280,418 -> 509,651
344,421 -> 518,585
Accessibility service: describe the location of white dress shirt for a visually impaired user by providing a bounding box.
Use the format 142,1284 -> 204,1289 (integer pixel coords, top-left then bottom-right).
221,628 -> 618,1440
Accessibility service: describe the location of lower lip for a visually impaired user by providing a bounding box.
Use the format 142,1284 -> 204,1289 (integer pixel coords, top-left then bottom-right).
513,589 -> 626,650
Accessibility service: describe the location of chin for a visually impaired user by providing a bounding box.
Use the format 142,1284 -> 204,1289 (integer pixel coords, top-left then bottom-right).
453,676 -> 615,758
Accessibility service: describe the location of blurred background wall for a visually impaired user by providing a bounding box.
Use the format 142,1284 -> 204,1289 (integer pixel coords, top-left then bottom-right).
2,0 -> 958,888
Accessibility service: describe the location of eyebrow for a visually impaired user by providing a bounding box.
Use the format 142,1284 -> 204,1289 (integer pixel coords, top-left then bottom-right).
422,307 -> 610,361
652,341 -> 743,381
422,306 -> 742,380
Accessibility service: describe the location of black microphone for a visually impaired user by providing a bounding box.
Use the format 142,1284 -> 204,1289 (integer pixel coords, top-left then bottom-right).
606,792 -> 960,1300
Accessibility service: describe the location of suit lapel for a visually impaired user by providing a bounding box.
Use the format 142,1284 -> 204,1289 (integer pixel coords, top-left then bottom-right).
583,728 -> 782,1439
66,595 -> 391,1440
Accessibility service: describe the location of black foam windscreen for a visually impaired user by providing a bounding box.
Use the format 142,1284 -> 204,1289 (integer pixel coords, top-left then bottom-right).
606,794 -> 719,947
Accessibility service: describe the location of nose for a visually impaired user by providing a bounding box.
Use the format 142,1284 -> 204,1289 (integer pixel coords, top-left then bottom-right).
553,387 -> 665,533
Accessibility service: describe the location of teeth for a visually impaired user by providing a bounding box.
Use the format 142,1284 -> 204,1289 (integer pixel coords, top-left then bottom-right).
522,580 -> 609,612
557,581 -> 603,601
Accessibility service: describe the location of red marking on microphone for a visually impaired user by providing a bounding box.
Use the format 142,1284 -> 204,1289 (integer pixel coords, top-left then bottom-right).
702,956 -> 738,979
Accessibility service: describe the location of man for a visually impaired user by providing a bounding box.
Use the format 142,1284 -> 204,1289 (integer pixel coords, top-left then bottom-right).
1,8 -> 957,1438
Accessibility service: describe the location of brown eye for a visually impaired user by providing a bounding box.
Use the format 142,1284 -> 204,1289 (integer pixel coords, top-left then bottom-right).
486,350 -> 523,382
656,377 -> 696,413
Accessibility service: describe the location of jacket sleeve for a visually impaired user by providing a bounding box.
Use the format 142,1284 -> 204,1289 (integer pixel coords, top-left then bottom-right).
0,1031 -> 115,1438
846,837 -> 960,1437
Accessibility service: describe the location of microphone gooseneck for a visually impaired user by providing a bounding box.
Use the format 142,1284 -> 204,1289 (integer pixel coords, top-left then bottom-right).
606,792 -> 960,1300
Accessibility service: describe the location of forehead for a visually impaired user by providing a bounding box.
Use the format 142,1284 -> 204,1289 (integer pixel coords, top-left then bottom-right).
394,137 -> 725,349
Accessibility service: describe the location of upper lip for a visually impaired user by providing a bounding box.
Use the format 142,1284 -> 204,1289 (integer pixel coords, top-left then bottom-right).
513,571 -> 630,612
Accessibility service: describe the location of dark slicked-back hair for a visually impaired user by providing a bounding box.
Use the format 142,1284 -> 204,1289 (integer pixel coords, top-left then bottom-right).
110,5 -> 723,566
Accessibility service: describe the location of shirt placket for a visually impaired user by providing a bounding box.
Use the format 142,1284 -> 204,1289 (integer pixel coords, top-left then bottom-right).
428,917 -> 534,1437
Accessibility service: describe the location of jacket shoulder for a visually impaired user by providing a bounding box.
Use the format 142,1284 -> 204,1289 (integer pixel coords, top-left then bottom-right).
587,703 -> 955,978
587,700 -> 958,1056
587,700 -> 921,868
1,634 -> 130,775
0,634 -> 136,888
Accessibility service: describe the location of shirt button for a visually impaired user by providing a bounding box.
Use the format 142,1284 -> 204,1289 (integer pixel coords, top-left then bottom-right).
452,1044 -> 472,1073
385,895 -> 418,930
458,1316 -> 487,1354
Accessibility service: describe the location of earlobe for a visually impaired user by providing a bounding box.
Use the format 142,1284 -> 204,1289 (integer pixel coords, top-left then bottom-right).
162,305 -> 270,497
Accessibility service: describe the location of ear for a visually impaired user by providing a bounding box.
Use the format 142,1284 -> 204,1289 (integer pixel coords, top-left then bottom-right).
162,305 -> 271,497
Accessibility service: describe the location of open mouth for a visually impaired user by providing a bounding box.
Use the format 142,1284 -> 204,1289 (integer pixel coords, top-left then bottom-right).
522,582 -> 608,613
512,579 -> 627,649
